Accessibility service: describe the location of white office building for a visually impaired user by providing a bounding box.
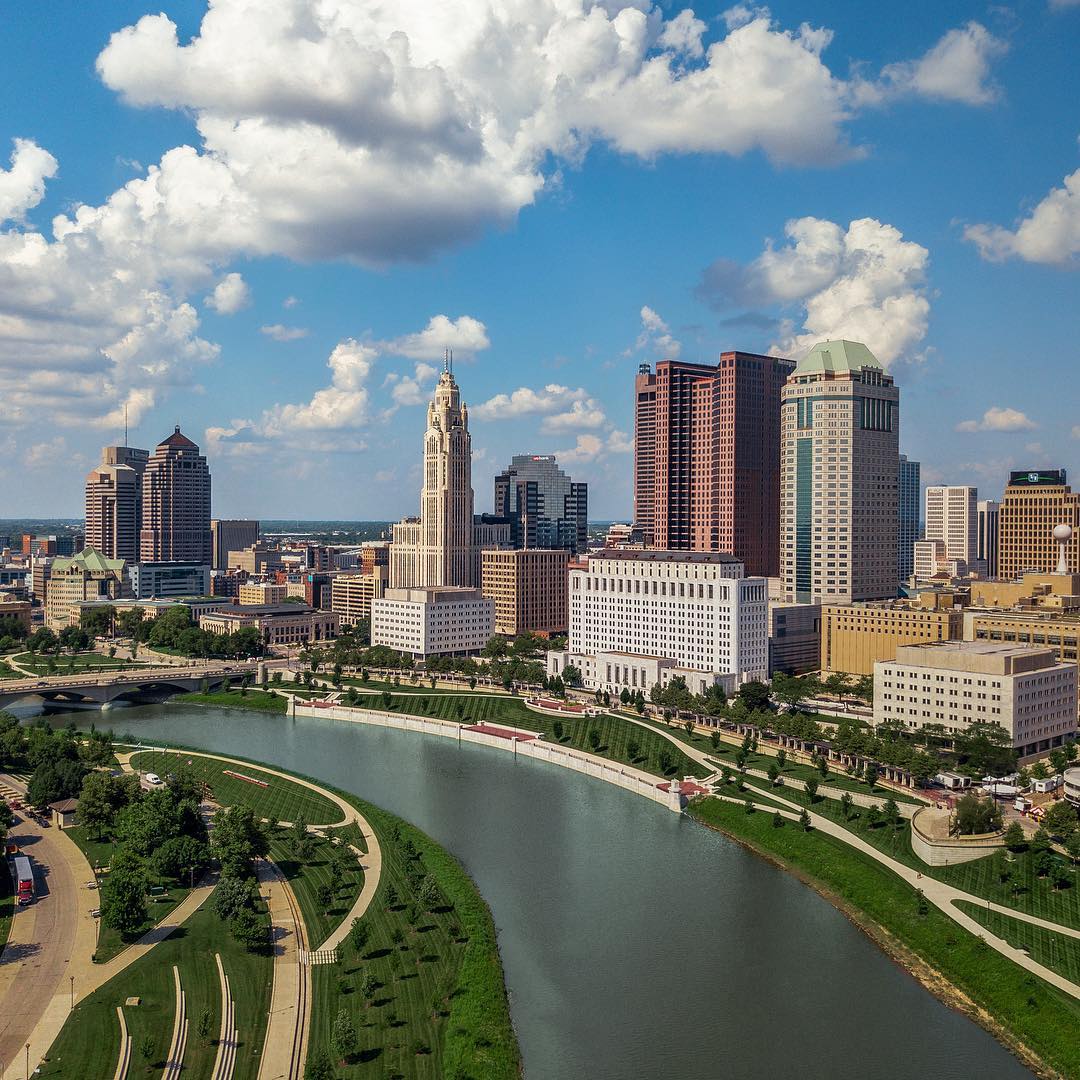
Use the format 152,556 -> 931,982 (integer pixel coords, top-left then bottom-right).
874,641 -> 1077,757
925,486 -> 978,574
371,586 -> 494,658
546,550 -> 768,696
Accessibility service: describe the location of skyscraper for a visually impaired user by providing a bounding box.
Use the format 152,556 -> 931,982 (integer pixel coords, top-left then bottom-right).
84,445 -> 148,563
633,351 -> 794,576
897,455 -> 920,582
924,486 -> 978,573
211,519 -> 261,570
998,470 -> 1080,578
977,499 -> 1000,578
140,427 -> 212,564
493,454 -> 587,552
780,340 -> 899,603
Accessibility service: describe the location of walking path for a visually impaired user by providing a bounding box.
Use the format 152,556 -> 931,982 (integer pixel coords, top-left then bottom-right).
211,954 -> 238,1080
112,1006 -> 131,1080
162,965 -> 188,1079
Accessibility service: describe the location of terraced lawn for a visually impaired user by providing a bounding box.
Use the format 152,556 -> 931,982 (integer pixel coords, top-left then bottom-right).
956,902 -> 1080,985
128,750 -> 343,825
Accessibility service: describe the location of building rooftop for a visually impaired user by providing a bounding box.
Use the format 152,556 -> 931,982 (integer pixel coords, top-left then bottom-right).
157,425 -> 200,450
209,603 -> 315,616
588,549 -> 743,565
796,339 -> 881,375
52,547 -> 125,575
890,639 -> 1067,675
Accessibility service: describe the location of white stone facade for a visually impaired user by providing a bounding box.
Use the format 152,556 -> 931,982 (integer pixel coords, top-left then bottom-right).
371,586 -> 494,658
547,549 -> 768,693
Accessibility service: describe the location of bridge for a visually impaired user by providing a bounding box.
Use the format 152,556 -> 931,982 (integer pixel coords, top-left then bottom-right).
0,661 -> 259,711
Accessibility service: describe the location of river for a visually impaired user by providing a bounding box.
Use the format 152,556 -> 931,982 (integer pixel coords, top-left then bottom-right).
50,702 -> 1033,1079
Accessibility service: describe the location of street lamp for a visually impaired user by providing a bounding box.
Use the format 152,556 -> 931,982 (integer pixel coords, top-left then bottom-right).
25,1042 -> 30,1080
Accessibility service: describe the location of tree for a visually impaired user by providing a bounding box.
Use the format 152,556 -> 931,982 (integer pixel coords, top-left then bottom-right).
290,815 -> 313,858
883,798 -> 901,828
212,804 -> 269,878
332,1007 -> 357,1064
152,835 -> 209,882
683,719 -> 694,737
1042,800 -> 1078,839
952,794 -> 1002,836
77,770 -> 120,840
230,906 -> 268,950
305,1049 -> 335,1080
657,749 -> 673,775
1052,862 -> 1071,890
384,883 -> 400,909
316,882 -> 334,914
1030,761 -> 1050,781
419,875 -> 442,910
738,680 -> 770,712
28,756 -> 87,810
562,664 -> 582,688
626,738 -> 640,761
863,763 -> 878,790
197,1007 -> 213,1043
100,849 -> 148,936
772,811 -> 784,828
1065,830 -> 1080,869
709,731 -> 721,751
552,720 -> 564,742
776,749 -> 787,769
799,808 -> 812,831
214,875 -> 255,921
348,917 -> 370,957
866,806 -> 882,829
1003,820 -> 1027,853
619,687 -> 631,705
1031,825 -> 1053,854
804,776 -> 819,803
587,729 -> 600,751
767,762 -> 781,786
140,1034 -> 155,1066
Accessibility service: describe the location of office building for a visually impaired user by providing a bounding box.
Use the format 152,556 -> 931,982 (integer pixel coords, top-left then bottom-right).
371,586 -> 494,658
633,353 -> 794,576
129,562 -> 211,600
925,486 -> 977,575
494,454 -> 588,553
330,568 -> 388,627
780,339 -> 900,604
85,446 -> 148,563
390,358 -> 510,588
874,641 -> 1077,757
199,604 -> 338,647
0,599 -> 32,634
977,500 -> 1000,578
228,543 -> 283,575
898,455 -> 920,583
768,601 -> 821,676
820,593 -> 967,676
998,470 -> 1080,579
45,548 -> 129,629
211,520 -> 260,570
238,582 -> 288,606
140,427 -> 212,564
546,549 -> 768,696
480,548 -> 569,636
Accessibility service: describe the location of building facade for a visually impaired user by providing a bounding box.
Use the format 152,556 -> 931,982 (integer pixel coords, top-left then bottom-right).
998,470 -> 1080,579
140,427 -> 212,565
371,586 -> 494,658
330,568 -> 388,627
493,455 -> 587,552
780,339 -> 900,604
768,602 -> 822,676
633,352 -> 794,576
45,548 -> 129,629
480,548 -> 568,637
977,499 -> 1000,579
84,446 -> 148,563
211,520 -> 260,570
898,454 -> 920,583
238,582 -> 287,606
198,604 -> 338,646
129,562 -> 211,600
874,641 -> 1077,757
925,486 -> 977,574
547,549 -> 768,695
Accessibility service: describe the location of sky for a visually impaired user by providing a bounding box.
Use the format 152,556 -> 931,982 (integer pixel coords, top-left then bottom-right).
0,0 -> 1078,521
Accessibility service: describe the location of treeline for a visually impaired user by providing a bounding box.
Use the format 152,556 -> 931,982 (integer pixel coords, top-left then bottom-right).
126,605 -> 265,660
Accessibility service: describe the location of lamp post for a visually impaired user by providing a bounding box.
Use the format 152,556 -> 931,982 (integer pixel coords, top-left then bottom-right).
25,1042 -> 30,1080
69,975 -> 74,1011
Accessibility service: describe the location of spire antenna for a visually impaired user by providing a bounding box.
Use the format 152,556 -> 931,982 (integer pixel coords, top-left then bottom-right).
124,402 -> 128,447
444,347 -> 450,374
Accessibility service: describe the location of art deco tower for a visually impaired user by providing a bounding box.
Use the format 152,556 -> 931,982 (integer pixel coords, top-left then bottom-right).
140,427 -> 213,565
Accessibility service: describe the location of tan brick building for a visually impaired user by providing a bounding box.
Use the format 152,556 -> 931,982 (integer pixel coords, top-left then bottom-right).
998,470 -> 1080,579
481,548 -> 568,637
330,568 -> 388,627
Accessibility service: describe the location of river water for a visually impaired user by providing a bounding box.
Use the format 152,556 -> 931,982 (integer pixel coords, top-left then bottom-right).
50,702 -> 1032,1079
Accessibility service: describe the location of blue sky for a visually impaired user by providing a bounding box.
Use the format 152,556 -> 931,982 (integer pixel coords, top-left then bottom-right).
1,0 -> 1078,520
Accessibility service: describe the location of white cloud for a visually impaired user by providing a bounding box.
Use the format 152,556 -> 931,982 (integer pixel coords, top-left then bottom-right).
1049,0 -> 1080,9
23,436 -> 67,470
260,323 -> 309,341
540,398 -> 607,433
206,272 -> 251,314
472,384 -> 593,422
964,162 -> 1080,267
956,407 -> 1037,433
636,305 -> 682,359
869,23 -> 1007,106
389,362 -> 440,407
382,314 -> 489,361
0,139 -> 58,223
283,295 -> 300,308
555,429 -> 633,465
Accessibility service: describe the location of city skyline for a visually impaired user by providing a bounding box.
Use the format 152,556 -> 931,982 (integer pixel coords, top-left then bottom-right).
1,2 -> 1078,518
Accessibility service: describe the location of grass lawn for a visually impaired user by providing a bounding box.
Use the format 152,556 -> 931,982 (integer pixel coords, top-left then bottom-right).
268,830 -> 363,948
688,796 -> 1080,1079
341,676 -> 506,697
12,652 -> 144,676
0,662 -> 21,679
0,866 -> 12,953
173,689 -> 288,713
39,889 -> 272,1080
365,693 -> 706,779
955,902 -> 1080,985
128,751 -> 343,825
64,825 -> 190,964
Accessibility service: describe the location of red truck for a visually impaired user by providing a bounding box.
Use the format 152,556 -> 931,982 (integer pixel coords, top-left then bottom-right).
11,855 -> 33,906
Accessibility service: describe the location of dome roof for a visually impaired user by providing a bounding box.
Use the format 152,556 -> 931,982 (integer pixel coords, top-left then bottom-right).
796,339 -> 881,375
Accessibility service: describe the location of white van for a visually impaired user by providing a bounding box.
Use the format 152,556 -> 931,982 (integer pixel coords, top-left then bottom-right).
145,773 -> 162,785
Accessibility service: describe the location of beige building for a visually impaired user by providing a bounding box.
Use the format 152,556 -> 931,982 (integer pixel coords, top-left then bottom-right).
924,486 -> 977,573
238,582 -> 287,606
481,548 -> 568,637
875,641 -> 1077,756
330,568 -> 388,627
0,599 -> 32,634
821,593 -> 966,676
780,340 -> 899,604
371,586 -> 494,658
45,548 -> 129,629
998,470 -> 1080,579
228,543 -> 284,575
198,604 -> 338,647
211,520 -> 260,570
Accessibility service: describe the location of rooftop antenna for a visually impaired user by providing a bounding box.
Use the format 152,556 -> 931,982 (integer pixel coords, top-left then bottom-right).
443,347 -> 450,374
124,402 -> 129,447
449,348 -> 453,373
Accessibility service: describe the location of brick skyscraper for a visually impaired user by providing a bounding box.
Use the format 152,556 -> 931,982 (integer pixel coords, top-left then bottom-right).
140,427 -> 212,564
84,445 -> 148,563
633,352 -> 794,576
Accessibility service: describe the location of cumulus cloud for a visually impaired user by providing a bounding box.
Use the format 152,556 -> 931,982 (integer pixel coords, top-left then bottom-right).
699,216 -> 930,365
260,323 -> 309,341
206,272 -> 251,314
541,398 -> 607,433
636,306 -> 682,359
23,436 -> 67,470
472,384 -> 593,422
964,161 -> 1080,267
388,362 -> 440,407
381,314 -> 489,361
283,295 -> 300,308
956,407 -> 1038,433
555,429 -> 633,465
0,138 -> 58,223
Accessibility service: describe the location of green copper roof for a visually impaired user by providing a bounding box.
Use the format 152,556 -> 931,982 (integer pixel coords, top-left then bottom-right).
796,339 -> 881,375
52,547 -> 126,574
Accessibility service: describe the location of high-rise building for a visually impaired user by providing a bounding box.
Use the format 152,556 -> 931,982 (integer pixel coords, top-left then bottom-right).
85,445 -> 148,564
45,547 -> 129,629
924,486 -> 977,574
977,499 -> 1000,578
389,358 -> 510,588
780,340 -> 900,604
633,351 -> 794,576
140,427 -> 212,564
998,470 -> 1080,579
480,547 -> 569,636
211,519 -> 260,570
898,455 -> 920,582
493,455 -> 587,552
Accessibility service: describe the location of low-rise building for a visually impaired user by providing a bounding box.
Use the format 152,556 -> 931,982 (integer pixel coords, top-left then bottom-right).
821,592 -> 967,676
228,543 -> 284,575
874,641 -> 1077,757
330,569 -> 388,627
130,562 -> 211,600
371,587 -> 494,658
768,601 -> 821,675
45,548 -> 129,629
238,582 -> 288,606
481,548 -> 568,637
0,599 -> 32,634
198,604 -> 338,647
547,549 -> 767,696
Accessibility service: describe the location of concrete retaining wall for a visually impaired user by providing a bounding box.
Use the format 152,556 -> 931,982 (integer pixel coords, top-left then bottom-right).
911,807 -> 1004,866
295,703 -> 682,811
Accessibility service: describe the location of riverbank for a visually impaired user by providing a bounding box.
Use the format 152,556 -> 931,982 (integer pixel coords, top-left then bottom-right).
688,796 -> 1080,1079
173,689 -> 287,713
